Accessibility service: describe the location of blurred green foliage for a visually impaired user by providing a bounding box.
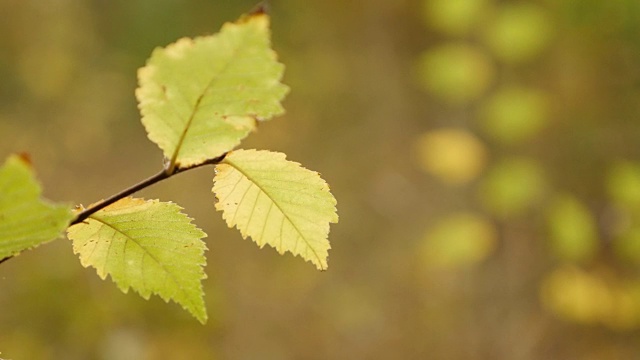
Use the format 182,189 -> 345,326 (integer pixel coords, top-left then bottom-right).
608,161 -> 640,208
478,157 -> 547,219
417,44 -> 494,104
2,0 -> 640,358
422,0 -> 488,37
478,86 -> 550,144
482,3 -> 553,64
546,194 -> 599,262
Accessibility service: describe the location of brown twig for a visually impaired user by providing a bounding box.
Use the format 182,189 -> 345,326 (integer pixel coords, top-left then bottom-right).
0,152 -> 228,265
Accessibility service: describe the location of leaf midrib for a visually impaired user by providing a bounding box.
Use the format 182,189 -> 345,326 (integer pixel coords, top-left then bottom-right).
170,30 -> 250,169
223,159 -> 325,269
89,214 -> 202,315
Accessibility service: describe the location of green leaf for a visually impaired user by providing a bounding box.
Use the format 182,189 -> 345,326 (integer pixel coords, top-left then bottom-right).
0,154 -> 73,259
136,13 -> 289,168
212,149 -> 338,270
67,197 -> 208,323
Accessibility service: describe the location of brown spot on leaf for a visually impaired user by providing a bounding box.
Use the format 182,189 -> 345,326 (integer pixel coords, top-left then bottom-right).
17,152 -> 32,166
248,2 -> 269,17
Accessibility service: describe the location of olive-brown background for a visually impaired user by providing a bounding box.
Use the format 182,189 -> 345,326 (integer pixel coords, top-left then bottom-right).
2,0 -> 640,359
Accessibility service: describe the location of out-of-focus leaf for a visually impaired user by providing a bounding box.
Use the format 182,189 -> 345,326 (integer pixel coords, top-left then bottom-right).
540,266 -> 611,325
613,227 -> 640,265
546,194 -> 598,263
0,154 -> 73,259
478,157 -> 546,219
421,212 -> 497,269
541,266 -> 640,330
414,128 -> 488,185
422,0 -> 489,36
607,161 -> 640,209
137,13 -> 289,168
67,197 -> 208,323
478,86 -> 550,144
482,3 -> 553,63
416,43 -> 494,104
212,149 -> 338,270
608,282 -> 640,330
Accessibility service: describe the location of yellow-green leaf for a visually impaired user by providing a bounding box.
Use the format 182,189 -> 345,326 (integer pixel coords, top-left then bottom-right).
607,161 -> 640,208
478,86 -> 550,144
482,3 -> 553,64
67,197 -> 208,323
414,128 -> 488,185
212,149 -> 338,270
416,43 -> 495,104
136,13 -> 289,168
423,0 -> 489,37
421,212 -> 497,270
540,266 -> 611,325
478,157 -> 546,219
546,194 -> 598,263
0,154 -> 73,258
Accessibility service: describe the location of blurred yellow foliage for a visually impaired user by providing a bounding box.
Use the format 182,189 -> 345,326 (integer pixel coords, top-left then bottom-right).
541,266 -> 640,330
414,128 -> 488,185
540,266 -> 612,325
421,212 -> 497,270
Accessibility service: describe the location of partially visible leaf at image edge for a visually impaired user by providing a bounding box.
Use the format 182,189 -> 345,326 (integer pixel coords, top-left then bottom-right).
212,149 -> 338,270
137,13 -> 289,168
0,154 -> 73,258
67,197 -> 208,323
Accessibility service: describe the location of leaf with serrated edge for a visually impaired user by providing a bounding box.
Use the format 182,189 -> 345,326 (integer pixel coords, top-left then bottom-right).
137,13 -> 289,168
67,197 -> 208,323
212,149 -> 338,270
0,154 -> 73,258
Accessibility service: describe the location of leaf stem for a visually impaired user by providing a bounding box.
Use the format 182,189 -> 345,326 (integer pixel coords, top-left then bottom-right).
71,168 -> 169,225
71,152 -> 227,225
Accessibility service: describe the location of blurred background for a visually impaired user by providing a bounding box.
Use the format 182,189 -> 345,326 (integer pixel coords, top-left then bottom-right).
2,0 -> 640,358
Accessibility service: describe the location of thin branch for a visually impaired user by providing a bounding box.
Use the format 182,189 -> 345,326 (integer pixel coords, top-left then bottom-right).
70,168 -> 169,225
0,152 -> 228,265
71,152 -> 227,225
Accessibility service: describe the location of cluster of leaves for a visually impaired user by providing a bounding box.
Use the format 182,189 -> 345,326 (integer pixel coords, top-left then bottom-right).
0,11 -> 338,324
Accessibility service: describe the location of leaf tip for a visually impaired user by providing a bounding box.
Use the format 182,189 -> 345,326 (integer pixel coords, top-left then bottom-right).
247,1 -> 270,17
313,250 -> 330,271
197,312 -> 208,325
17,152 -> 32,166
